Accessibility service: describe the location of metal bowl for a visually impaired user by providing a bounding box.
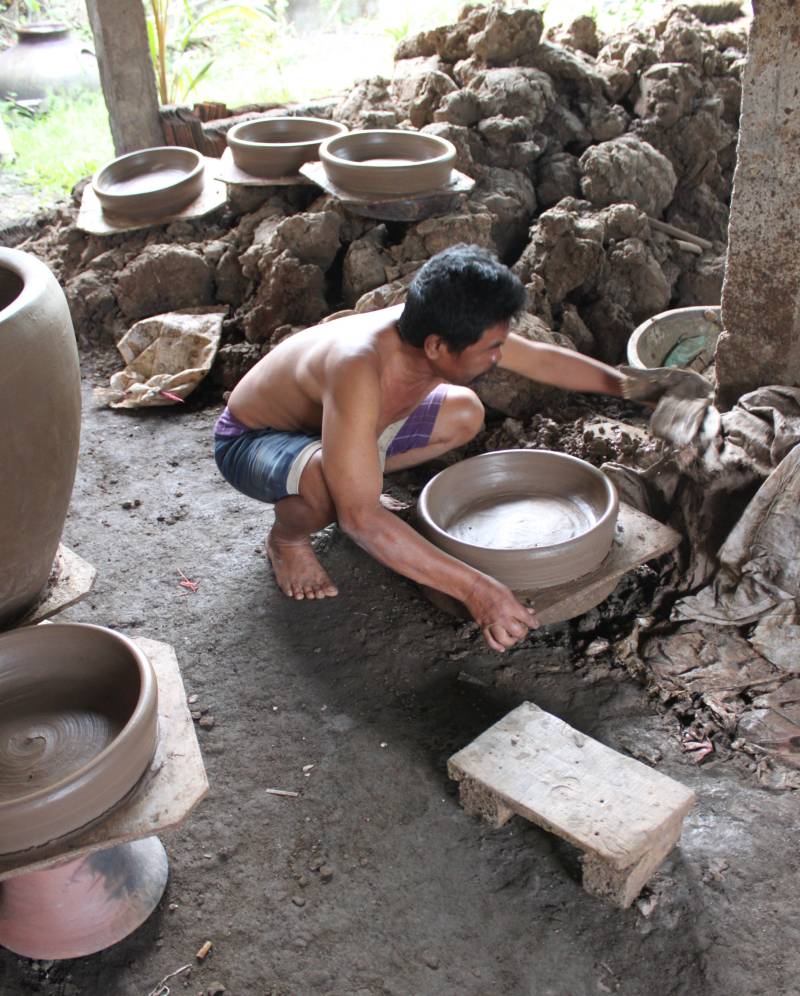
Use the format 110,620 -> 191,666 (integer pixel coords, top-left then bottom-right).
227,116 -> 348,178
418,450 -> 618,591
627,306 -> 722,370
319,129 -> 456,195
92,146 -> 205,219
0,623 -> 158,854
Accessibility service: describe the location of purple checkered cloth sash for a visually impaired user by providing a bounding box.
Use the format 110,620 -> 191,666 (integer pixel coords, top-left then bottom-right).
385,384 -> 448,458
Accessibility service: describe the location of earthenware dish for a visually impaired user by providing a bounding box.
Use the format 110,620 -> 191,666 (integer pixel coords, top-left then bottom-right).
227,115 -> 348,177
418,450 -> 619,590
0,623 -> 159,854
92,146 -> 204,219
627,305 -> 722,369
318,129 -> 456,195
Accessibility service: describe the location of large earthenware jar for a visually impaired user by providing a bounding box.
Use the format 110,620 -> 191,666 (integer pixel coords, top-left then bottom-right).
0,248 -> 81,627
0,22 -> 99,101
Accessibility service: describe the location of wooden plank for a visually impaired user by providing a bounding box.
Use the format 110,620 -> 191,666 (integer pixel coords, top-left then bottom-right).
18,545 -> 96,626
216,147 -> 314,187
449,701 -> 695,868
0,638 -> 208,880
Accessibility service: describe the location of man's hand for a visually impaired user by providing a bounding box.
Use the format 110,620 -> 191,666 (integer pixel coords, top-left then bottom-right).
463,574 -> 540,652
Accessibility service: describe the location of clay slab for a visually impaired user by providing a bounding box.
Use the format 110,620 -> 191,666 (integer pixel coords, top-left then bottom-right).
77,158 -> 226,236
299,161 -> 474,221
0,637 -> 207,880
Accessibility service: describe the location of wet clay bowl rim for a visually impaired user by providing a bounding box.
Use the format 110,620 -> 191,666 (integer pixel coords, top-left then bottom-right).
318,129 -> 456,196
0,623 -> 158,855
227,115 -> 348,178
418,449 -> 619,591
627,305 -> 722,369
92,146 -> 205,220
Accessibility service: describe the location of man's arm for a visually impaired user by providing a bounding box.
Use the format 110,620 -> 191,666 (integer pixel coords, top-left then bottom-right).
320,358 -> 537,651
499,332 -> 627,396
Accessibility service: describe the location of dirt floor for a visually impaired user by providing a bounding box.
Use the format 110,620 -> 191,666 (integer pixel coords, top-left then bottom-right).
0,350 -> 798,996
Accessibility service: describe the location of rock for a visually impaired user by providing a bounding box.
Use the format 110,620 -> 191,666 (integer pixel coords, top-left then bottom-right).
559,303 -> 595,354
394,210 -> 494,261
470,167 -> 536,259
579,136 -> 678,217
392,69 -> 458,127
214,248 -> 248,307
242,250 -> 327,343
466,67 -> 556,125
582,297 -> 635,365
421,122 -> 479,175
467,6 -> 544,65
524,41 -> 607,102
633,62 -> 703,129
675,251 -> 725,306
433,88 -> 482,127
546,15 -> 601,58
513,198 -> 605,305
274,211 -> 342,270
535,152 -> 581,209
687,1 -> 745,24
335,76 -> 396,128
473,313 -> 575,418
115,245 -> 213,321
211,342 -> 262,391
64,270 -> 118,342
342,228 -> 389,306
355,272 -> 417,313
319,865 -> 334,881
207,983 -> 226,996
603,236 -> 672,323
199,714 -> 216,730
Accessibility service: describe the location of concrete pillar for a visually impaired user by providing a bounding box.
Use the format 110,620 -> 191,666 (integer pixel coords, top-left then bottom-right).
85,0 -> 163,156
716,0 -> 800,408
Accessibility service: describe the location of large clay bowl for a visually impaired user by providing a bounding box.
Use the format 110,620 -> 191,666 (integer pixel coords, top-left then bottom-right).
627,306 -> 722,369
227,116 -> 348,177
92,146 -> 204,219
319,129 -> 456,195
418,450 -> 619,590
0,623 -> 158,854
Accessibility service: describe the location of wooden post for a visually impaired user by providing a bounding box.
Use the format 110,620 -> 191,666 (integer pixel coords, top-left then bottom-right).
85,0 -> 163,155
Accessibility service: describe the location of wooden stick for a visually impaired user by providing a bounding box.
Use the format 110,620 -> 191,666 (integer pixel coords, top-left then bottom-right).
647,217 -> 714,251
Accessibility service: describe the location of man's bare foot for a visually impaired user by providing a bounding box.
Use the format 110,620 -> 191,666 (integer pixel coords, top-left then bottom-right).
266,531 -> 339,600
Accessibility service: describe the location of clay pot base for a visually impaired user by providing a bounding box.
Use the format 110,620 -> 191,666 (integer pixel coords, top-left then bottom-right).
421,503 -> 682,627
0,836 -> 168,959
217,147 -> 315,186
4,544 -> 96,631
77,160 -> 226,236
299,160 -> 475,222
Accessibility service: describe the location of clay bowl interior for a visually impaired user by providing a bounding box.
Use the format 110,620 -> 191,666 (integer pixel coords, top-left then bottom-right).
92,146 -> 204,219
418,449 -> 619,591
227,116 -> 348,177
318,129 -> 456,195
0,623 -> 158,854
628,305 -> 722,369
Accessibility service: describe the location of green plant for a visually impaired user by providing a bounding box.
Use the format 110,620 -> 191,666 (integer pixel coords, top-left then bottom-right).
145,0 -> 279,105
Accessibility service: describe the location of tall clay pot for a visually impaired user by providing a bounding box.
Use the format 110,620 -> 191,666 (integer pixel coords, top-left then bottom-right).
0,22 -> 99,101
0,248 -> 81,627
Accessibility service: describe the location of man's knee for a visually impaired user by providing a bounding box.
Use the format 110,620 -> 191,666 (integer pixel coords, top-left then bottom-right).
441,387 -> 485,446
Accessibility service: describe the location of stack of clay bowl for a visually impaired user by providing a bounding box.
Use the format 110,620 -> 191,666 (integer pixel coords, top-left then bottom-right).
92,146 -> 205,219
0,623 -> 158,855
319,129 -> 456,196
227,115 -> 348,178
418,450 -> 619,591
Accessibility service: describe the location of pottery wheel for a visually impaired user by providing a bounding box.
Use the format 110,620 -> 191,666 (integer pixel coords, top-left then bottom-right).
0,708 -> 120,800
445,493 -> 597,550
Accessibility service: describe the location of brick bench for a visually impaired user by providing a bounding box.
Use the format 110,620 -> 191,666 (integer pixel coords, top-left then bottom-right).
448,702 -> 696,908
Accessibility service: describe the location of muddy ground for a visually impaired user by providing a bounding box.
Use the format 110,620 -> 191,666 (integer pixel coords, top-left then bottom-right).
0,351 -> 797,996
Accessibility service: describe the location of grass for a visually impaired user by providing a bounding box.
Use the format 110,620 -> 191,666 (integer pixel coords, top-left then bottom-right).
2,90 -> 114,200
0,0 -> 683,207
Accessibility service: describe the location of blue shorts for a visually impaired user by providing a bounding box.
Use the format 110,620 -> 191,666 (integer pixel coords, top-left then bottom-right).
214,384 -> 448,504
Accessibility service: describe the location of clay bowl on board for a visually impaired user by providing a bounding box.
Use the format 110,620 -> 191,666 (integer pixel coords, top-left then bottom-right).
627,305 -> 721,370
92,146 -> 204,219
418,450 -> 619,591
227,115 -> 348,177
318,129 -> 456,196
0,623 -> 158,854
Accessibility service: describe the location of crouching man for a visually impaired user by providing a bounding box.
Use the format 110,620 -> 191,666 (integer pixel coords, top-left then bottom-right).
214,244 -> 628,652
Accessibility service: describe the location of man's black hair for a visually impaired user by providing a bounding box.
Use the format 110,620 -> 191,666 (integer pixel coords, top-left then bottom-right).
396,244 -> 526,353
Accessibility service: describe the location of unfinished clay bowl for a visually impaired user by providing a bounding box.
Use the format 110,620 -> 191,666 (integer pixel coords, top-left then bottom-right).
0,623 -> 158,854
227,115 -> 348,178
418,450 -> 618,590
0,247 -> 80,628
628,306 -> 722,370
319,129 -> 456,195
92,146 -> 204,219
